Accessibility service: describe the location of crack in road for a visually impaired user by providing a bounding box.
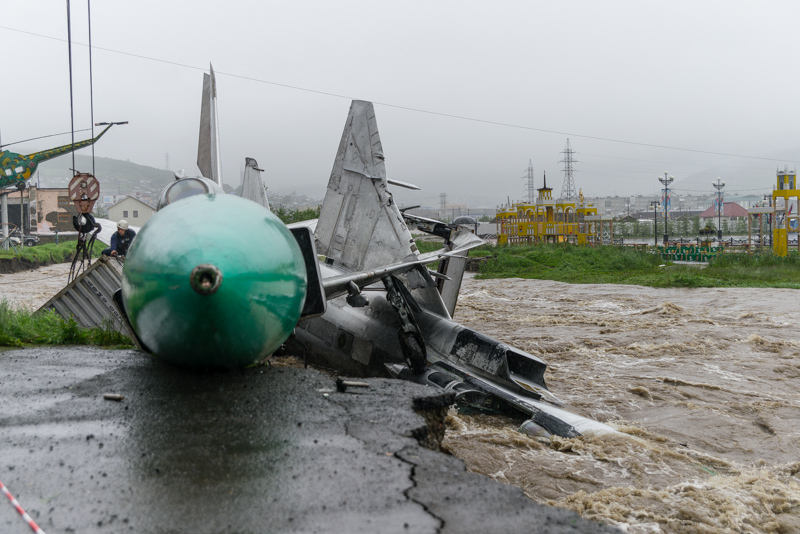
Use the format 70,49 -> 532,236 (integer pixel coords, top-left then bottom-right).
330,392 -> 446,532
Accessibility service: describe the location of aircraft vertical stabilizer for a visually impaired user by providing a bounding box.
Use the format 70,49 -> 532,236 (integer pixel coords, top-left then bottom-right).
241,157 -> 270,211
197,64 -> 222,185
315,100 -> 417,271
438,256 -> 468,316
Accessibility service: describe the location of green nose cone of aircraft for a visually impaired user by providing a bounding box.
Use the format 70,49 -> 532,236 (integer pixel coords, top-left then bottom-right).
121,194 -> 307,369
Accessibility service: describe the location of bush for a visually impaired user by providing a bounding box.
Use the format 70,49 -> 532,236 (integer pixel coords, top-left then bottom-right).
273,206 -> 321,224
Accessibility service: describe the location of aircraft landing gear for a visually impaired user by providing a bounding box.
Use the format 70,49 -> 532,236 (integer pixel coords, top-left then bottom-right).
383,276 -> 427,374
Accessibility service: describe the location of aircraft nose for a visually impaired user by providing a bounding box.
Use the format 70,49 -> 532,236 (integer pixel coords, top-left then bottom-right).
190,264 -> 223,295
121,193 -> 308,369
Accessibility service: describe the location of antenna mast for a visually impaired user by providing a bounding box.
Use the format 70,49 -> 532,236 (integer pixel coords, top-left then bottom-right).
524,159 -> 535,203
559,138 -> 578,201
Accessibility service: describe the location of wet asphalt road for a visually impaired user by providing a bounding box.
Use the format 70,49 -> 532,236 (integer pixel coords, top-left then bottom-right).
0,347 -> 620,534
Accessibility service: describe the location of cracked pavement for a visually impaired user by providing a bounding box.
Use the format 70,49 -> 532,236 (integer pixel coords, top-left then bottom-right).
0,347 -> 620,533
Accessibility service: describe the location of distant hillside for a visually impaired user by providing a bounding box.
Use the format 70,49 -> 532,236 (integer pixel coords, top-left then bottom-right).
32,154 -> 173,194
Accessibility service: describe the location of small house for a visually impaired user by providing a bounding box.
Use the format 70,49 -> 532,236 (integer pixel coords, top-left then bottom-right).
108,196 -> 155,227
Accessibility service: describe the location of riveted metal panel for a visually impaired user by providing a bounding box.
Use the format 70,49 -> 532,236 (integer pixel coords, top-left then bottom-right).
38,255 -> 133,339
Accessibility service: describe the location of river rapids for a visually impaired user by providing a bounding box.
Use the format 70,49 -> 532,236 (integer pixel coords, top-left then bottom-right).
445,274 -> 800,533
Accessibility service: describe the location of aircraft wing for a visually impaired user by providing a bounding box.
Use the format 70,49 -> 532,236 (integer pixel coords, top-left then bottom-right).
320,255 -> 441,302
292,217 -> 478,303
416,228 -> 485,262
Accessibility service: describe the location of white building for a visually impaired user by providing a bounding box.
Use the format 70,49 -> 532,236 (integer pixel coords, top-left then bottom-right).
107,196 -> 155,227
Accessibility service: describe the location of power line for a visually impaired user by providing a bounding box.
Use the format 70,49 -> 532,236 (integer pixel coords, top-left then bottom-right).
2,24 -> 798,165
0,128 -> 92,149
672,187 -> 770,193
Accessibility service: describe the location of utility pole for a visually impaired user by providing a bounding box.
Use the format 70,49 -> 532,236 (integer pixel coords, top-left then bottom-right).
18,185 -> 25,250
712,178 -> 725,241
439,193 -> 447,220
650,200 -> 660,247
559,139 -> 577,201
1,191 -> 7,250
658,172 -> 674,244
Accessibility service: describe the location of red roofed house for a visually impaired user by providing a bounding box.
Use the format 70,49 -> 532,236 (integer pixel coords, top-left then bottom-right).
698,201 -> 748,230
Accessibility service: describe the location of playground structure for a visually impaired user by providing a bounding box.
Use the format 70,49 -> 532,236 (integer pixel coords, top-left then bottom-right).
496,176 -> 604,245
748,206 -> 772,254
771,167 -> 798,256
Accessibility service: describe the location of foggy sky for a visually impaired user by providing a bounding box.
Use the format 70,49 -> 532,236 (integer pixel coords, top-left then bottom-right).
3,1 -> 800,208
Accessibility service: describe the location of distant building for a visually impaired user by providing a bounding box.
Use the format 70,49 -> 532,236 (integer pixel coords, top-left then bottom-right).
108,196 -> 155,227
34,186 -> 79,233
495,179 -> 602,245
698,202 -> 748,228
0,187 -> 35,234
587,194 -> 709,217
726,194 -> 764,210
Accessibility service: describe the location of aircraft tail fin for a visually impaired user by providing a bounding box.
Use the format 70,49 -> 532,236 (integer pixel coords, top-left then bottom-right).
436,228 -> 484,316
314,100 -> 417,272
197,64 -> 222,185
403,212 -> 484,317
240,157 -> 270,211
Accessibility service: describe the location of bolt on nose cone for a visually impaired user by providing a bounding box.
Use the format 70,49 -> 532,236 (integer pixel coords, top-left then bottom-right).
190,264 -> 223,295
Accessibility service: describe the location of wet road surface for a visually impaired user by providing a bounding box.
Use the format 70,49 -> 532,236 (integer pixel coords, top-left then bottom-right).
0,346 -> 619,534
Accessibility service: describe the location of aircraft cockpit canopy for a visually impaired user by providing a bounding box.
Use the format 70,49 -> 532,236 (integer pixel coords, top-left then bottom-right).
157,175 -> 224,211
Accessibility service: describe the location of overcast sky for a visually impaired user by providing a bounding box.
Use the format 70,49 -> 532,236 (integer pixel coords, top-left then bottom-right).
3,1 -> 800,208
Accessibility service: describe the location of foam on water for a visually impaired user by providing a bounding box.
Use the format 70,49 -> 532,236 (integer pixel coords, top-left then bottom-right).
446,276 -> 800,533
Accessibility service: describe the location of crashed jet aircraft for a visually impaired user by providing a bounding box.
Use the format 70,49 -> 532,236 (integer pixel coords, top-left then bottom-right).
114,67 -> 613,439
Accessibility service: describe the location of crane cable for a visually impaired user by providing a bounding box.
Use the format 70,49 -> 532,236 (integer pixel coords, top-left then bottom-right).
66,0 -> 75,175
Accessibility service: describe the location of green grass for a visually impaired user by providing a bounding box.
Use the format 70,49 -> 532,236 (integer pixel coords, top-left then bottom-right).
0,240 -> 103,263
0,301 -> 133,348
415,239 -> 446,254
474,243 -> 800,289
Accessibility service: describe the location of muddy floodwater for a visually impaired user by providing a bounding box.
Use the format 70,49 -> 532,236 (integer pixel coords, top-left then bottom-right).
447,274 -> 800,533
3,265 -> 799,532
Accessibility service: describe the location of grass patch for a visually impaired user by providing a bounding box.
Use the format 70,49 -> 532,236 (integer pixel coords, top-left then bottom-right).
0,240 -> 103,263
0,301 -> 133,348
700,252 -> 800,288
415,239 -> 446,254
475,243 -> 800,289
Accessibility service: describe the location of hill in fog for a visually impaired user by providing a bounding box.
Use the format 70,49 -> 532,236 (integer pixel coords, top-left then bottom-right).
31,153 -> 174,195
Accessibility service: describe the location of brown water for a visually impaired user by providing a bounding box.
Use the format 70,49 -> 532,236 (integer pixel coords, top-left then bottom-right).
4,266 -> 800,532
446,275 -> 800,533
0,262 -> 73,310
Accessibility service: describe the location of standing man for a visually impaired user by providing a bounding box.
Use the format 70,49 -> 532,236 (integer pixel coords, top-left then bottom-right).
102,220 -> 136,257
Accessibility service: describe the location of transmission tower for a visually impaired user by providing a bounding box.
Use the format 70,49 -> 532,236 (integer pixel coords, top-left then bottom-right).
559,138 -> 578,201
439,193 -> 447,219
523,160 -> 535,203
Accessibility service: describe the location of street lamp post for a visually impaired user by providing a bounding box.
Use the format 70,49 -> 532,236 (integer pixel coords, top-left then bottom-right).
764,193 -> 773,247
650,200 -> 660,247
712,178 -> 725,242
658,172 -> 674,245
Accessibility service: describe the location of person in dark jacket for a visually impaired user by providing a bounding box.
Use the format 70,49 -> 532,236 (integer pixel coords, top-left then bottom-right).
102,220 -> 136,257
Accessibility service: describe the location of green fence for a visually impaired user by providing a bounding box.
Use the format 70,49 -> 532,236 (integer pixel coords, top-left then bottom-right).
657,245 -> 722,262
